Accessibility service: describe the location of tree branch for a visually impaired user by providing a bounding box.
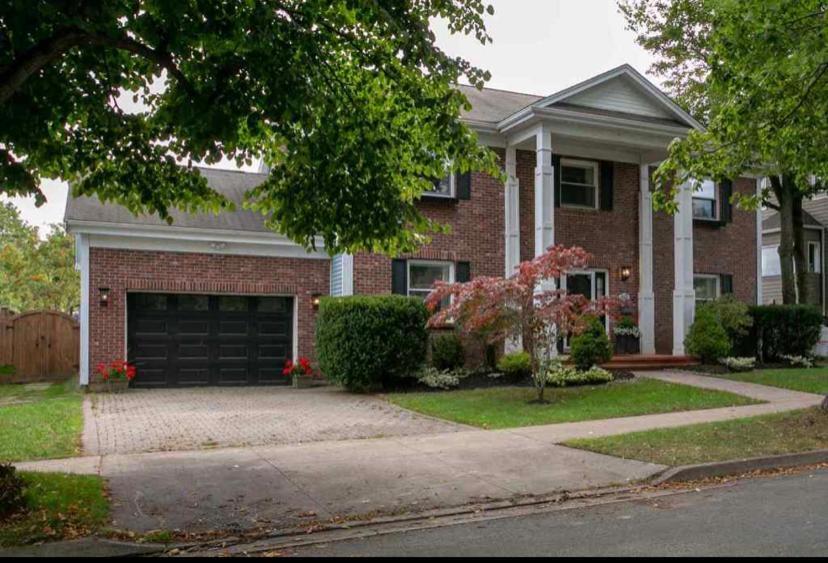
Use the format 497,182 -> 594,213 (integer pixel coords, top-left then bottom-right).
0,26 -> 194,104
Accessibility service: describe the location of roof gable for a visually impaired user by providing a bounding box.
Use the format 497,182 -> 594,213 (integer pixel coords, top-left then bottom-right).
530,64 -> 702,130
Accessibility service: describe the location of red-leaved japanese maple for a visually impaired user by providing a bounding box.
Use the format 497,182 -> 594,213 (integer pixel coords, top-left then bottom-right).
425,245 -> 620,402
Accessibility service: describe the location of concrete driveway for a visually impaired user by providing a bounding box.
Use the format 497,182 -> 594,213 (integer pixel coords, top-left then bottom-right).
83,386 -> 462,456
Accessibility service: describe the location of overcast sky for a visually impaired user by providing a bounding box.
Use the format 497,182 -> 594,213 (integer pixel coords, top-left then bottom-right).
7,0 -> 656,234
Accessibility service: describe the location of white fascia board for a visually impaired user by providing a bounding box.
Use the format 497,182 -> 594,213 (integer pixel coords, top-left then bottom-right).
502,106 -> 692,140
68,220 -> 325,248
68,220 -> 328,259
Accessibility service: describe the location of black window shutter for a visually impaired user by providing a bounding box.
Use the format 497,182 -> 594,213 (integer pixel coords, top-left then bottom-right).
456,261 -> 471,283
456,172 -> 471,200
600,161 -> 614,211
391,259 -> 407,295
720,180 -> 733,223
552,154 -> 562,208
720,274 -> 733,295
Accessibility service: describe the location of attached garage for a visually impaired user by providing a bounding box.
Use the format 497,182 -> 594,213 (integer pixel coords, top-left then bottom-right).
127,293 -> 294,388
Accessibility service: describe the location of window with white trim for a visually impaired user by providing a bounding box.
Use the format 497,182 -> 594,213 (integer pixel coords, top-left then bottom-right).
407,261 -> 454,306
560,159 -> 599,209
693,274 -> 720,305
692,179 -> 718,220
808,241 -> 821,273
762,245 -> 782,277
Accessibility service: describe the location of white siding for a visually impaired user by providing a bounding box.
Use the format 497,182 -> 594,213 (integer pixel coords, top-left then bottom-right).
330,254 -> 344,296
565,76 -> 674,119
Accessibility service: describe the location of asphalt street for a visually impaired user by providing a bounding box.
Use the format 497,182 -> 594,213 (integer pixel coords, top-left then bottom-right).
287,469 -> 828,557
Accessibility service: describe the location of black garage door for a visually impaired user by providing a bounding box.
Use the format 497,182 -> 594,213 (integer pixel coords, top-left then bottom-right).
127,293 -> 293,388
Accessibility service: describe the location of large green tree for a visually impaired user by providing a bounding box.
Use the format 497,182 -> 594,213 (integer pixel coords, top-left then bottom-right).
621,0 -> 828,304
0,1 -> 498,255
0,203 -> 79,313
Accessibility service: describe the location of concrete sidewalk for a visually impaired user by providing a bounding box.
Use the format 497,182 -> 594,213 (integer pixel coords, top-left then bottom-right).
14,372 -> 823,534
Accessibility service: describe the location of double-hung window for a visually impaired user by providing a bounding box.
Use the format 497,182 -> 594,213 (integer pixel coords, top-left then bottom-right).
560,159 -> 599,209
407,261 -> 454,307
693,274 -> 720,305
692,179 -> 718,220
808,241 -> 821,273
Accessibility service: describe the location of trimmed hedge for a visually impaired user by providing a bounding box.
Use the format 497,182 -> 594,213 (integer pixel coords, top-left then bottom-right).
737,304 -> 822,360
316,295 -> 429,392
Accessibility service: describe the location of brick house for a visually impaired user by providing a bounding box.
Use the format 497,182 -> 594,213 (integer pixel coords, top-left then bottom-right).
66,65 -> 762,388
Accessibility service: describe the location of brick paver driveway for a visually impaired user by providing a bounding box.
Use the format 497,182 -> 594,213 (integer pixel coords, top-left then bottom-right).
83,386 -> 463,455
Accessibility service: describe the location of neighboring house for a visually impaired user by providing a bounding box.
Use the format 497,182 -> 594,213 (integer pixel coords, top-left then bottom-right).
66,64 -> 762,388
761,198 -> 828,313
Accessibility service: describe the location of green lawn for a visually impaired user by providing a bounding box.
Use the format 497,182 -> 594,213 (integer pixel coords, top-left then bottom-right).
387,379 -> 760,429
712,367 -> 828,395
566,407 -> 828,466
0,380 -> 83,462
0,471 -> 109,547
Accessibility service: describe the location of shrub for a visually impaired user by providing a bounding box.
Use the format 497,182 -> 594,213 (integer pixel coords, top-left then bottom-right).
613,316 -> 640,338
740,305 -> 823,360
546,362 -> 614,387
316,295 -> 429,392
781,354 -> 814,368
569,317 -> 612,371
496,351 -> 532,379
719,356 -> 756,372
0,463 -> 26,519
704,295 -> 753,348
430,332 -> 465,370
685,307 -> 731,363
415,366 -> 470,389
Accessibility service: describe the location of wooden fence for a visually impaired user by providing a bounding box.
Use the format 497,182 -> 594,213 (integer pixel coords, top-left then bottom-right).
0,310 -> 79,383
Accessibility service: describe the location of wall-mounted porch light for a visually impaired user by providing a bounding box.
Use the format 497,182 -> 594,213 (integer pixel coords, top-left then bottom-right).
99,287 -> 111,307
620,266 -> 632,282
311,293 -> 322,310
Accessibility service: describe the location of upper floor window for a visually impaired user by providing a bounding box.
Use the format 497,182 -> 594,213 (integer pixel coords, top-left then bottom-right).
407,260 -> 454,307
692,179 -> 718,220
762,245 -> 782,277
427,174 -> 455,198
560,159 -> 598,209
808,241 -> 821,273
693,274 -> 720,305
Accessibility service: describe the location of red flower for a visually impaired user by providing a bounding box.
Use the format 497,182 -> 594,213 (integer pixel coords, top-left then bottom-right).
282,359 -> 294,376
125,365 -> 137,380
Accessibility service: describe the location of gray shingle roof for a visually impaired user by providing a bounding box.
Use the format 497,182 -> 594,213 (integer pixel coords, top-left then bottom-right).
457,84 -> 542,124
65,167 -> 272,233
762,209 -> 822,231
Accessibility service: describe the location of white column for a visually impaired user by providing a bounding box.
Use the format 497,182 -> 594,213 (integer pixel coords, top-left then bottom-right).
672,181 -> 695,355
534,127 -> 557,357
534,127 -> 555,257
504,146 -> 521,277
638,164 -> 656,354
77,234 -> 90,386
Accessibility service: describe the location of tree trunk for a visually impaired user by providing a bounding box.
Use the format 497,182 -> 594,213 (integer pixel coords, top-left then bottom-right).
775,177 -> 798,304
773,174 -> 808,304
791,189 -> 809,303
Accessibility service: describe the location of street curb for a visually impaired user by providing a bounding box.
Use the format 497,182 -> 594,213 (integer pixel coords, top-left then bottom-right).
650,448 -> 828,484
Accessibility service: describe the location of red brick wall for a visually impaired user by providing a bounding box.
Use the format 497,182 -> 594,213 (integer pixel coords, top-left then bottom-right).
353,147 -> 506,294
652,177 -> 758,354
693,178 -> 758,305
88,248 -> 329,383
516,151 -> 640,323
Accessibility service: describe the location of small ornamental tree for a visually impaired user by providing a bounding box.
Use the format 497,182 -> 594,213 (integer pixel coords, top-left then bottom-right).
425,245 -> 619,403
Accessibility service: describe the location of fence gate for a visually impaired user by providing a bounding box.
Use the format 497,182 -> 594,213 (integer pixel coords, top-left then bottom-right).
0,311 -> 79,383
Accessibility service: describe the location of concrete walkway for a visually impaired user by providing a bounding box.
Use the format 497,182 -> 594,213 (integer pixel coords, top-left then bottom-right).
15,372 -> 824,534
